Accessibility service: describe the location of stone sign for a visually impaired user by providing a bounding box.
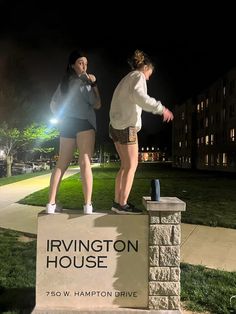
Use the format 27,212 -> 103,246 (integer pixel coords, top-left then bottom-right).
34,211 -> 149,311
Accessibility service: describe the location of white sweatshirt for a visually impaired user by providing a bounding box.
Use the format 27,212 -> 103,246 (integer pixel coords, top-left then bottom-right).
109,70 -> 164,131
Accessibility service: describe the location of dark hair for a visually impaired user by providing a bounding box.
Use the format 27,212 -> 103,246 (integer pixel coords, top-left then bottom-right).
68,49 -> 86,66
128,49 -> 154,70
60,49 -> 87,94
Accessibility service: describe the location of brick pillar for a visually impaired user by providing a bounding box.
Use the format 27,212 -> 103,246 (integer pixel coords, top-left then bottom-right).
142,196 -> 186,312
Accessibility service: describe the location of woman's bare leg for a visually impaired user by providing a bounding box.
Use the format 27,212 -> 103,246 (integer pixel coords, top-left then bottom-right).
48,137 -> 75,204
114,142 -> 138,206
76,129 -> 95,205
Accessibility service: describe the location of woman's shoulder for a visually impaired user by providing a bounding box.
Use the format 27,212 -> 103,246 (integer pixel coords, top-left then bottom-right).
130,70 -> 144,79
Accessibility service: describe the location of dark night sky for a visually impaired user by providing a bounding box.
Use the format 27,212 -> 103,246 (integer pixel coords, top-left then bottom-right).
1,1 -> 235,148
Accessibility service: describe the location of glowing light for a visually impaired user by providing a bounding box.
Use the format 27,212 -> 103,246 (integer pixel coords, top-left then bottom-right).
50,118 -> 59,124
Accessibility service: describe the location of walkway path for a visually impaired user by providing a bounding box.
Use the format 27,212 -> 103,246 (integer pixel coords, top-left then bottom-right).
0,168 -> 236,272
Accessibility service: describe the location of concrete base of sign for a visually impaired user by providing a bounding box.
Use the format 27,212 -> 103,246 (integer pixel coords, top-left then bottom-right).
32,307 -> 182,313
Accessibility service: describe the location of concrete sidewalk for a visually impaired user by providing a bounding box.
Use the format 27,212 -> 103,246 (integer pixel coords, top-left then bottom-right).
0,168 -> 236,272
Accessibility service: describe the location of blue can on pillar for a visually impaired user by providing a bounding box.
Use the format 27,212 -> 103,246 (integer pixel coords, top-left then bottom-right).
151,179 -> 160,201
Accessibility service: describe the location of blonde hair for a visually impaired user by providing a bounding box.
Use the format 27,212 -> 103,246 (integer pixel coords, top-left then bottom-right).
128,49 -> 154,70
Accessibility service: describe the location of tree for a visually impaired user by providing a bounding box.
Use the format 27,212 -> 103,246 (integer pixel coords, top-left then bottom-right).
0,122 -> 59,177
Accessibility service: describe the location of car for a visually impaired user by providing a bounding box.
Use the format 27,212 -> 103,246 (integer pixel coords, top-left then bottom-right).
25,162 -> 41,172
12,163 -> 33,175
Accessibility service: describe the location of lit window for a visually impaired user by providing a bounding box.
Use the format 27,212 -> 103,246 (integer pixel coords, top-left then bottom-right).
206,98 -> 209,106
151,147 -> 154,151
210,134 -> 214,145
201,101 -> 204,110
223,86 -> 226,96
205,154 -> 209,166
230,128 -> 235,141
197,104 -> 200,112
179,141 -> 182,147
197,138 -> 200,147
223,153 -> 227,166
205,135 -> 209,145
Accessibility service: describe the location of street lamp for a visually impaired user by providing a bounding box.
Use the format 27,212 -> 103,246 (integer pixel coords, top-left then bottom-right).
50,118 -> 59,124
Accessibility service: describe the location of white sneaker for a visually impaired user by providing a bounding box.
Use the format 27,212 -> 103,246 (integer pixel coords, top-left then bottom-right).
46,203 -> 62,214
83,204 -> 93,214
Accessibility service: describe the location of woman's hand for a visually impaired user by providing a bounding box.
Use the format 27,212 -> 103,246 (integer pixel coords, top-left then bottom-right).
163,107 -> 174,122
79,73 -> 96,85
87,74 -> 96,83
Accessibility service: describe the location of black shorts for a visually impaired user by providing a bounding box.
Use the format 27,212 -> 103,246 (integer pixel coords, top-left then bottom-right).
109,124 -> 138,145
59,117 -> 95,138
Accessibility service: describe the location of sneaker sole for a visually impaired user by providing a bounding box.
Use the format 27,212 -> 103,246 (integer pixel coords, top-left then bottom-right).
45,211 -> 60,214
111,207 -> 142,215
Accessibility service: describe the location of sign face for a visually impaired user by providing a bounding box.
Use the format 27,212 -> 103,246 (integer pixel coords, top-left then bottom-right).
35,212 -> 149,310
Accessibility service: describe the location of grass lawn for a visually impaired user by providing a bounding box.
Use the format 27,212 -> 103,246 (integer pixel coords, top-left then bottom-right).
19,163 -> 236,229
0,229 -> 236,314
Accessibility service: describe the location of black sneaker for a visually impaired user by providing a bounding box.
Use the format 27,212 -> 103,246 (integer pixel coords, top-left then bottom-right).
111,203 -> 143,215
111,201 -> 119,212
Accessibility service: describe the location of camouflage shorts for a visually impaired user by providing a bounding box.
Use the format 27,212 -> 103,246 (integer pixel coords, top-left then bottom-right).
109,125 -> 138,145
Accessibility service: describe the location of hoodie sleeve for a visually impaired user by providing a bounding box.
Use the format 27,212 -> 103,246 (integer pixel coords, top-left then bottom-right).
131,72 -> 164,115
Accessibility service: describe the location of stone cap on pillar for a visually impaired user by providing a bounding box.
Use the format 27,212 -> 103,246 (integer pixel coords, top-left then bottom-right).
142,196 -> 186,212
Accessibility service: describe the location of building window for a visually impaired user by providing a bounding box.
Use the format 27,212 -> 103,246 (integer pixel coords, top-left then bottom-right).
205,135 -> 209,145
201,101 -> 204,111
210,115 -> 214,125
223,153 -> 227,166
205,117 -> 208,127
205,154 -> 209,166
223,86 -> 226,97
201,137 -> 204,144
223,108 -> 226,120
229,80 -> 235,95
216,154 -> 220,166
197,103 -> 200,112
210,154 -> 214,166
197,138 -> 200,147
210,134 -> 214,145
181,112 -> 184,120
229,104 -> 235,117
185,140 -> 188,147
206,98 -> 209,107
185,124 -> 188,133
178,141 -> 182,148
230,128 -> 235,141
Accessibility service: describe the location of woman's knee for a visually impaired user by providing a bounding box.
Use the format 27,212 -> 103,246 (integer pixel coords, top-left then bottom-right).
79,156 -> 91,169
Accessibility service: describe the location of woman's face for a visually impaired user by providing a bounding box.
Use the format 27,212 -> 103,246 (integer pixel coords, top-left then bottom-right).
72,57 -> 88,75
143,65 -> 153,80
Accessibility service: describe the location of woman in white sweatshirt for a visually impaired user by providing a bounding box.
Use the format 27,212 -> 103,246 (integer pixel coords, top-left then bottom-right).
109,49 -> 173,214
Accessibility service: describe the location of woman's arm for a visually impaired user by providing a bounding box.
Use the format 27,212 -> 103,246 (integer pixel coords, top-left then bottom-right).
88,74 -> 101,110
